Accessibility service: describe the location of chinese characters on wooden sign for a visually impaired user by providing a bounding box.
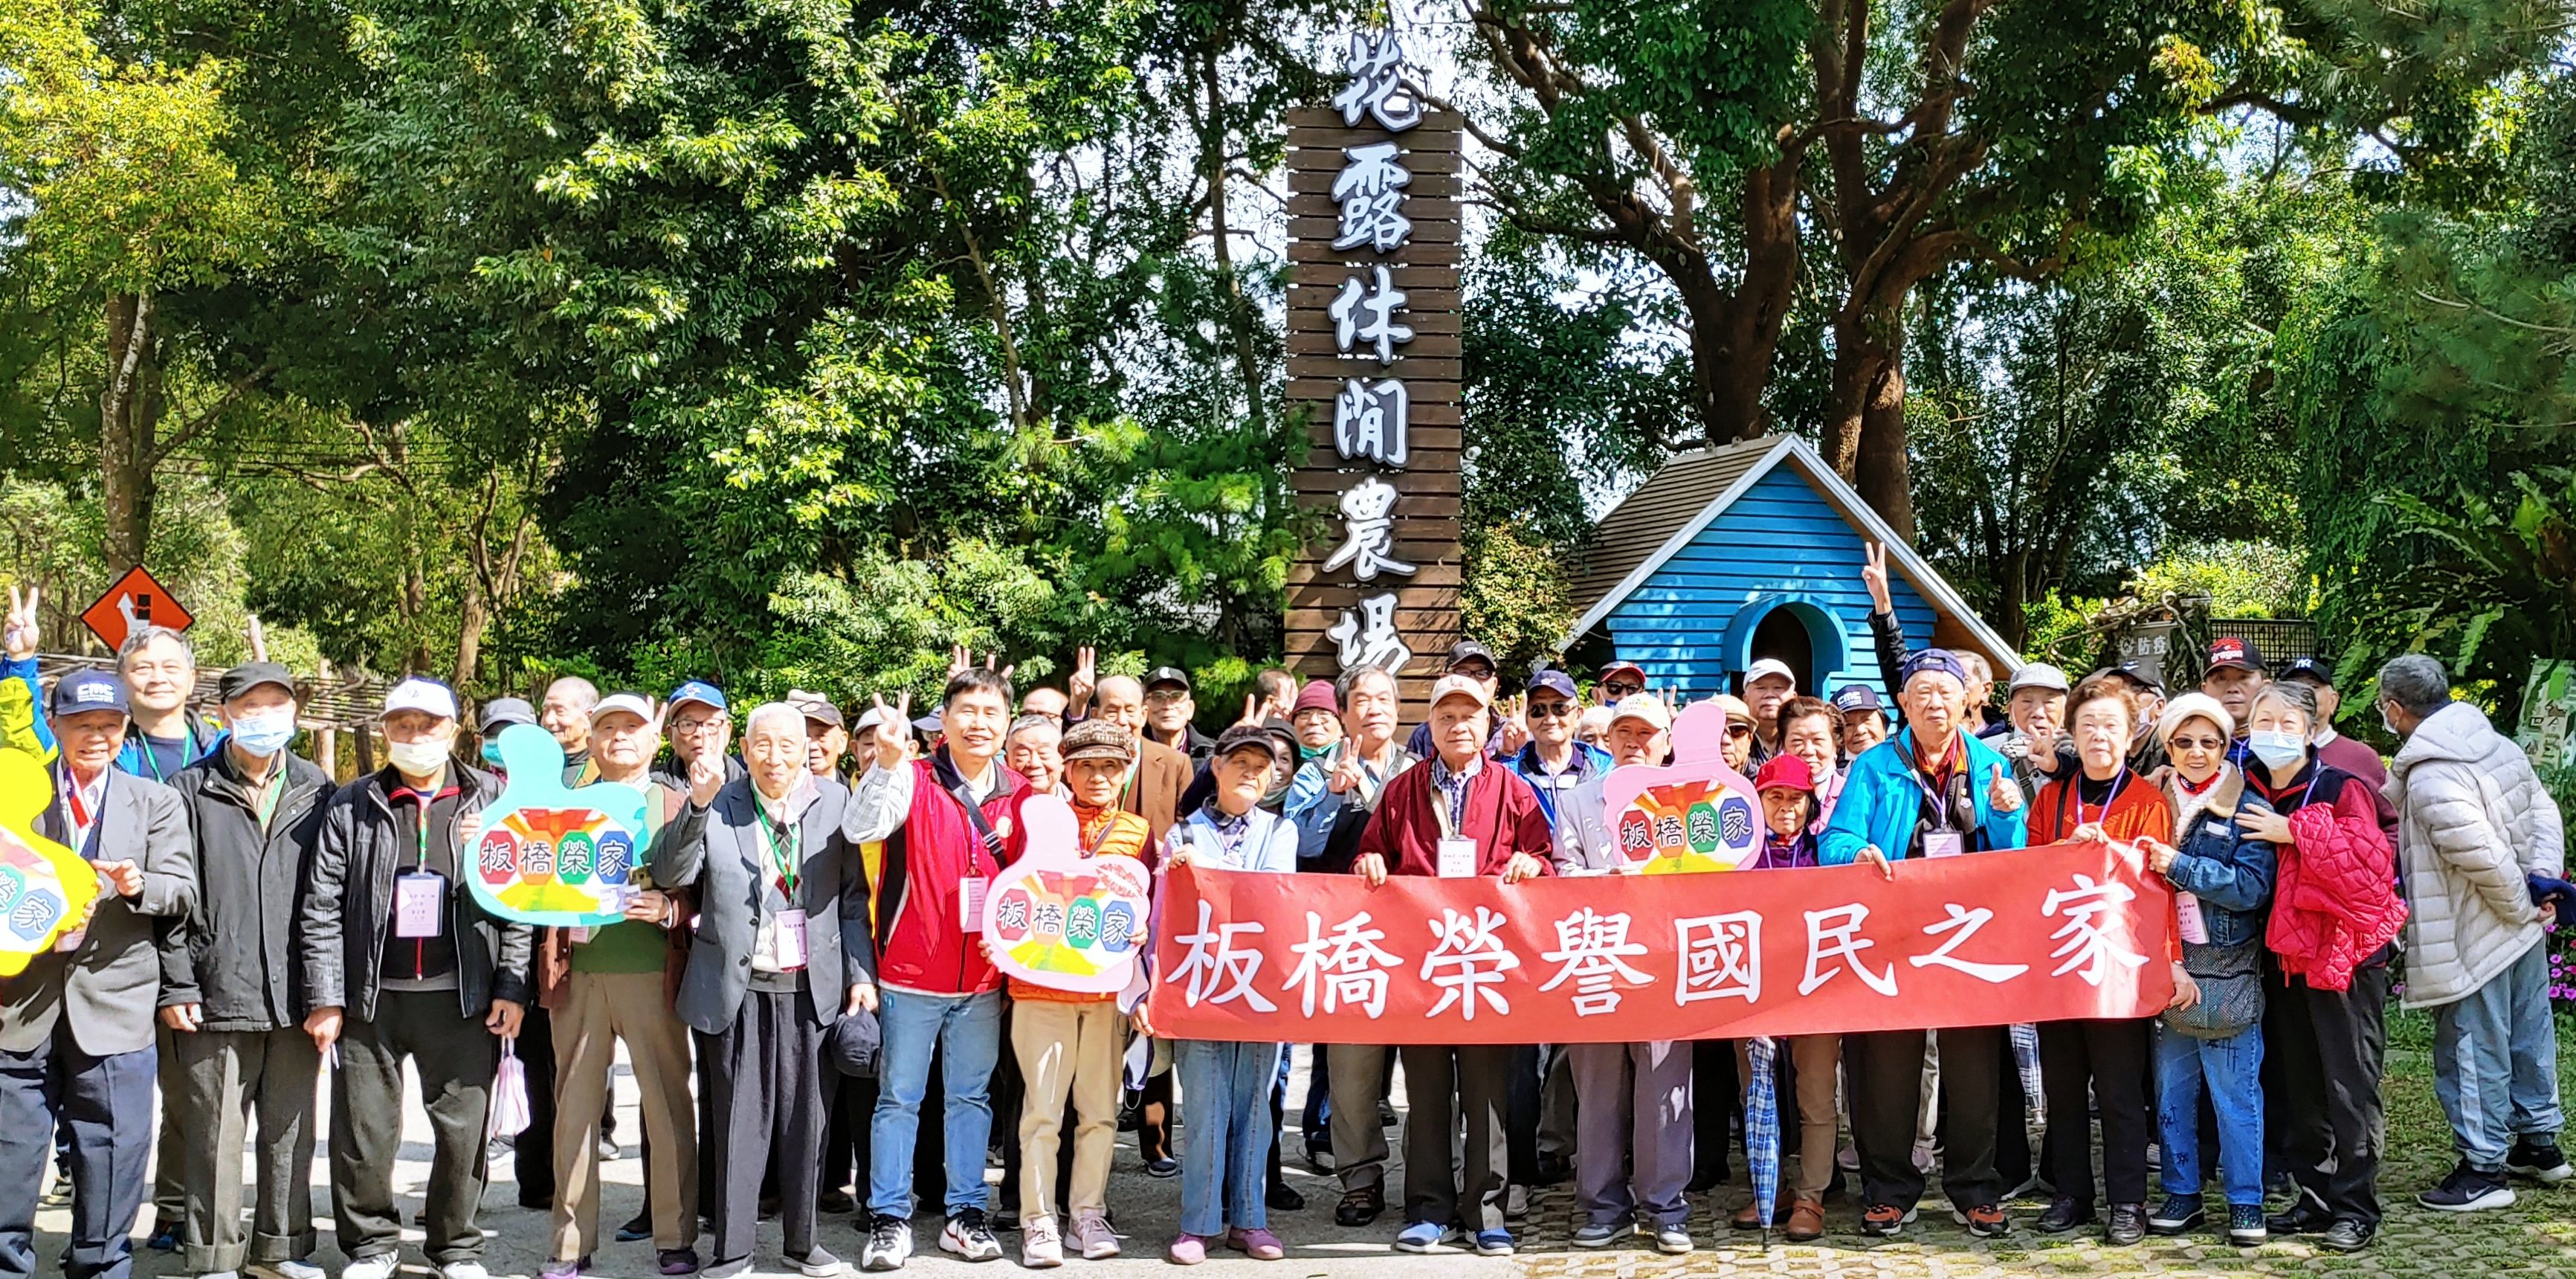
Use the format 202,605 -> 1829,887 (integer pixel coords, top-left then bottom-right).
1285,30 -> 1464,702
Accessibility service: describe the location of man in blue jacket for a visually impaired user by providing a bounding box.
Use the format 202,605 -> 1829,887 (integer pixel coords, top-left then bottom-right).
1822,648 -> 2027,1240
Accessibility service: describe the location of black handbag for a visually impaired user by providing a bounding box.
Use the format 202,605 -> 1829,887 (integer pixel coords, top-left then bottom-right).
2164,939 -> 2264,1040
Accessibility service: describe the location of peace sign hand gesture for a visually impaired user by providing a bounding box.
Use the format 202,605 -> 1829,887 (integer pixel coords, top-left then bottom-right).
1862,542 -> 1894,615
1068,645 -> 1097,712
4,585 -> 36,662
867,692 -> 914,770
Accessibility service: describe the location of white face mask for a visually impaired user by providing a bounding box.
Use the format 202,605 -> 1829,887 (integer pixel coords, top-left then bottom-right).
2380,703 -> 2401,736
387,737 -> 452,777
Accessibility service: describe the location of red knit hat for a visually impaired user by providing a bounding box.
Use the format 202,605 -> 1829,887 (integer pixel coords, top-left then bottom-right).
1291,679 -> 1340,718
1753,753 -> 1816,795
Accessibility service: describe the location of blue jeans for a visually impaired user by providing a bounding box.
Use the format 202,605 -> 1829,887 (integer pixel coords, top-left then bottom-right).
2433,935 -> 2564,1170
2156,1022 -> 2265,1206
1175,1040 -> 1277,1238
868,989 -> 1004,1218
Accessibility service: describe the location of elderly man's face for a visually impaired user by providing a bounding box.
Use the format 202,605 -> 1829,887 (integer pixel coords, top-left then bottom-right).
2203,667 -> 2265,732
746,715 -> 807,798
1343,674 -> 1397,745
1209,747 -> 1276,815
668,703 -> 731,764
945,687 -> 1012,761
1747,672 -> 1794,723
1006,724 -> 1064,793
1021,686 -> 1068,719
1605,717 -> 1666,768
1430,696 -> 1487,766
1095,680 -> 1147,736
593,709 -> 656,773
1902,672 -> 1964,748
1292,708 -> 1343,750
805,720 -> 848,776
1144,683 -> 1193,735
119,634 -> 193,715
1841,710 -> 1888,758
541,680 -> 596,752
57,709 -> 127,775
2007,688 -> 2065,744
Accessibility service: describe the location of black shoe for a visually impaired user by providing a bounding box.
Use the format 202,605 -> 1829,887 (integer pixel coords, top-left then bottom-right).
2319,1217 -> 2375,1252
2105,1203 -> 2146,1246
2265,1188 -> 2331,1236
2036,1197 -> 2094,1234
616,1211 -> 653,1243
2419,1160 -> 2517,1212
1302,1142 -> 1334,1174
1335,1186 -> 1384,1227
2146,1193 -> 2204,1235
1534,1152 -> 1572,1187
1267,1182 -> 1305,1211
1377,1101 -> 1398,1127
2508,1137 -> 2574,1183
1144,1157 -> 1179,1179
2226,1205 -> 2267,1246
817,1188 -> 856,1215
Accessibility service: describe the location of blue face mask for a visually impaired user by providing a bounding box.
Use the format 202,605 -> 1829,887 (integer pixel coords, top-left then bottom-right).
481,739 -> 506,767
228,710 -> 296,758
2250,729 -> 2308,772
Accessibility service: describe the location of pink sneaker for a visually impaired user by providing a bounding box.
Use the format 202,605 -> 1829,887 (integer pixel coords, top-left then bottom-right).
1226,1227 -> 1285,1260
1168,1234 -> 1210,1266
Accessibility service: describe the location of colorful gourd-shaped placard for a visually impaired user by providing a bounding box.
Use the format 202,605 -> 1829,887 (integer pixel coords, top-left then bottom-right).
468,724 -> 650,927
0,750 -> 101,972
1597,699 -> 1761,874
979,793 -> 1152,995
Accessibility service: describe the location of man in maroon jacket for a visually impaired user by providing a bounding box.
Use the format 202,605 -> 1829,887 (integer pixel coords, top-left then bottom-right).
1354,674 -> 1552,1257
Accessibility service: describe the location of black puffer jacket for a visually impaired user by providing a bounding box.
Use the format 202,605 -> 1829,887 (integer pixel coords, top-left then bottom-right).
297,764 -> 532,1021
161,747 -> 333,1031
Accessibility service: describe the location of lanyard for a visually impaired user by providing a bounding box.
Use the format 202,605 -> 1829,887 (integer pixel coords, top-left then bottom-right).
393,787 -> 439,870
753,804 -> 798,895
2078,768 -> 2130,828
1899,734 -> 1960,831
253,770 -> 285,828
59,767 -> 100,843
131,726 -> 199,783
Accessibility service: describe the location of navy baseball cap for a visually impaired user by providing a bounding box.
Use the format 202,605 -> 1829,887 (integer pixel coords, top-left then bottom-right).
1898,648 -> 1969,688
1525,669 -> 1578,702
2281,657 -> 2334,687
51,670 -> 130,718
667,680 -> 729,714
1830,684 -> 1883,715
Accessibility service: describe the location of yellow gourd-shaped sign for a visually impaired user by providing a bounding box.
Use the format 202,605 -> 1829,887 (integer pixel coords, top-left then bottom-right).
0,750 -> 102,973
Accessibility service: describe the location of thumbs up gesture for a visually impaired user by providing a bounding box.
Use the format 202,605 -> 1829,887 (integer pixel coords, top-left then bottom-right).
1985,763 -> 2023,815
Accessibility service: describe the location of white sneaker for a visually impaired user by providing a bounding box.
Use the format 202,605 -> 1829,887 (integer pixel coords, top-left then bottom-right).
440,1263 -> 491,1279
940,1210 -> 1005,1262
249,1263 -> 326,1279
341,1256 -> 398,1279
1068,1214 -> 1120,1260
862,1217 -> 914,1272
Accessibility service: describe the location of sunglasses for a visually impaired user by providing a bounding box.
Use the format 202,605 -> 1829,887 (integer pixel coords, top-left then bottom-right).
1602,681 -> 1642,698
1529,701 -> 1575,719
1726,723 -> 1752,738
2169,735 -> 2227,751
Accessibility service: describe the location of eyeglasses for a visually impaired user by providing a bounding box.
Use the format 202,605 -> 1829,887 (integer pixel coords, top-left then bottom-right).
1451,665 -> 1496,682
1144,689 -> 1189,704
2169,735 -> 2226,751
1528,701 -> 1575,719
1726,723 -> 1752,738
1602,681 -> 1642,698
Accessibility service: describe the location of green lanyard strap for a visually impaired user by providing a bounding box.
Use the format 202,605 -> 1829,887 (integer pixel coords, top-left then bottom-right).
753,805 -> 798,897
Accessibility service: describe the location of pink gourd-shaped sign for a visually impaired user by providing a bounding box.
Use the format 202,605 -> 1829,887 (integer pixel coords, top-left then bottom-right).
1595,699 -> 1762,874
979,793 -> 1152,995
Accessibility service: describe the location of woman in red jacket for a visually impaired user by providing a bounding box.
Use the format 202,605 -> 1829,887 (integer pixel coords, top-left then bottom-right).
2241,678 -> 2404,1253
2026,680 -> 2175,1245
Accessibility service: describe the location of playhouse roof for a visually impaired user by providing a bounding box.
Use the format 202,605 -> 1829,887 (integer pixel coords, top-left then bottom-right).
1563,434 -> 2022,672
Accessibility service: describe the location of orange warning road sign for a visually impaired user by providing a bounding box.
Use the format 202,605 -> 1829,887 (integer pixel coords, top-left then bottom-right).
81,567 -> 193,653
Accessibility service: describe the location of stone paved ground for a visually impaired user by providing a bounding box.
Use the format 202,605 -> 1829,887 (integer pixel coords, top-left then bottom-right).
49,1019 -> 2576,1278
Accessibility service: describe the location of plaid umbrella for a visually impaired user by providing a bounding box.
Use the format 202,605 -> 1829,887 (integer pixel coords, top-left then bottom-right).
1744,1035 -> 1782,1232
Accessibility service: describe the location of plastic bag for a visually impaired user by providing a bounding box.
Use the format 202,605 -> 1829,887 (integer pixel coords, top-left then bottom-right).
488,1037 -> 532,1138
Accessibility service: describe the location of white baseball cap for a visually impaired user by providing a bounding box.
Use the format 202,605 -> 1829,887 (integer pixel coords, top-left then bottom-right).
1607,692 -> 1671,732
591,692 -> 656,727
1428,673 -> 1492,711
1744,658 -> 1797,690
382,677 -> 459,721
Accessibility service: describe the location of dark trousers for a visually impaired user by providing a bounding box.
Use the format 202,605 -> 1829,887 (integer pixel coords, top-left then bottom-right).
1996,1038 -> 2036,1191
1398,1044 -> 1511,1232
1852,1027 -> 2004,1212
1505,1045 -> 1540,1188
2267,957 -> 2388,1225
177,1026 -> 320,1272
1300,1044 -> 1329,1154
700,989 -> 833,1266
0,1028 -> 154,1279
2038,1018 -> 2154,1208
1690,1040 -> 1737,1185
332,990 -> 499,1266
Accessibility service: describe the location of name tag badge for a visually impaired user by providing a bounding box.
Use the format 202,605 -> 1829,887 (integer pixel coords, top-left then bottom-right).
2175,892 -> 2210,945
2204,819 -> 2233,838
1922,831 -> 1966,860
961,876 -> 990,933
1437,837 -> 1479,879
569,927 -> 593,946
775,907 -> 810,970
393,872 -> 445,939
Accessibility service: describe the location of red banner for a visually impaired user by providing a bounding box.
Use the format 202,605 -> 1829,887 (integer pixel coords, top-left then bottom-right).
1146,842 -> 2175,1044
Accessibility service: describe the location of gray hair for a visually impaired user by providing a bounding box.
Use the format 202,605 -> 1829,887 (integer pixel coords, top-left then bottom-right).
1006,713 -> 1061,743
1335,666 -> 1398,704
743,702 -> 808,740
2248,678 -> 2318,729
116,625 -> 194,671
546,675 -> 600,710
2376,654 -> 2453,718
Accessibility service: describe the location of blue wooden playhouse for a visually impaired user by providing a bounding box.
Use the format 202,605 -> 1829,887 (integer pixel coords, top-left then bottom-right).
1560,435 -> 2021,701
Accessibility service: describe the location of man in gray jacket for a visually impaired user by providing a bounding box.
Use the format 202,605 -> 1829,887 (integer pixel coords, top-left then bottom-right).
653,702 -> 877,1279
162,663 -> 333,1279
2380,654 -> 2571,1213
297,677 -> 530,1279
0,669 -> 195,1279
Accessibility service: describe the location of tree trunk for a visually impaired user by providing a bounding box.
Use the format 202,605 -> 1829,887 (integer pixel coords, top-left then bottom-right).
1666,167 -> 1798,448
100,291 -> 162,573
1825,301 -> 1917,540
1201,46 -> 1265,436
1994,548 -> 2029,651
